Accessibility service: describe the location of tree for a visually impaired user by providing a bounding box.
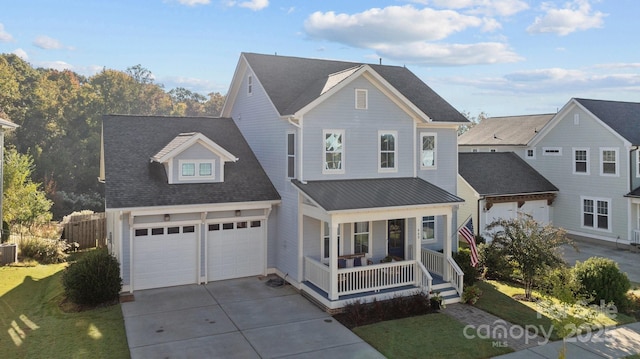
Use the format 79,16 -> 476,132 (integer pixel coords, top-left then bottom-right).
458,111 -> 487,136
3,148 -> 52,232
486,215 -> 572,300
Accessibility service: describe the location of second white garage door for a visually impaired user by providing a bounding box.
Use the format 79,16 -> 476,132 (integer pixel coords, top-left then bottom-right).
207,220 -> 265,281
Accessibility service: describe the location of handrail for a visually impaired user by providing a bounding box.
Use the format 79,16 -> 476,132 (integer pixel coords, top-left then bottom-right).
416,260 -> 433,294
447,256 -> 464,296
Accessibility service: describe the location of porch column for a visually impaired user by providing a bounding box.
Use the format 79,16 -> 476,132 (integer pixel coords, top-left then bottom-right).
414,216 -> 421,263
443,211 -> 452,281
329,221 -> 339,300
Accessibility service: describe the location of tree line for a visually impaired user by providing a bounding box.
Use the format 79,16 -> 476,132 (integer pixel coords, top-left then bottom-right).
0,54 -> 225,220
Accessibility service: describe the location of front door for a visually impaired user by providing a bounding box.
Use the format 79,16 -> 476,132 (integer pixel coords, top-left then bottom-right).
387,219 -> 405,259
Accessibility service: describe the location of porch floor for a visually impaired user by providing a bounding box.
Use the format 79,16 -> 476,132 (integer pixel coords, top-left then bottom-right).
302,280 -> 418,302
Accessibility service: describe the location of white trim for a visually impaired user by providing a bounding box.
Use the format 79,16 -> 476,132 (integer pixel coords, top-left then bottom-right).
353,221 -> 372,256
542,147 -> 562,156
323,129 -> 345,174
420,132 -> 437,170
355,89 -> 368,110
572,147 -> 590,175
107,200 -> 280,215
599,147 -> 619,177
636,151 -> 640,178
178,159 -> 216,181
151,132 -> 238,164
286,131 -> 296,179
525,147 -> 536,160
580,196 -> 612,233
421,215 -> 436,244
378,130 -> 398,173
247,74 -> 253,96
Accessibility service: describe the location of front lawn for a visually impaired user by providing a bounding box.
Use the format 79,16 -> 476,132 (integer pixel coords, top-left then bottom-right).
354,313 -> 513,359
0,263 -> 130,359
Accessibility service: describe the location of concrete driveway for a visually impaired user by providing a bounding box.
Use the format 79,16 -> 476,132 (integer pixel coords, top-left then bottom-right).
121,276 -> 384,359
562,239 -> 640,283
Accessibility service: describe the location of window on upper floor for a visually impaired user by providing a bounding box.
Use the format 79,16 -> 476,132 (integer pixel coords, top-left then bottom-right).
379,131 -> 397,172
526,148 -> 536,159
354,222 -> 370,255
573,148 -> 589,175
287,132 -> 295,179
420,133 -> 436,169
355,89 -> 368,109
582,197 -> 611,231
422,216 -> 435,243
323,130 -> 344,173
600,148 -> 618,176
247,75 -> 253,95
543,147 -> 562,156
637,151 -> 640,178
179,160 -> 215,181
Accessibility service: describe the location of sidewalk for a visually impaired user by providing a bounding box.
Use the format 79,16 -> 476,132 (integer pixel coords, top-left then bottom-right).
443,304 -> 640,358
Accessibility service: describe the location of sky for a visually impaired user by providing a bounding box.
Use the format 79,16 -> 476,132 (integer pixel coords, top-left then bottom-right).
0,0 -> 638,117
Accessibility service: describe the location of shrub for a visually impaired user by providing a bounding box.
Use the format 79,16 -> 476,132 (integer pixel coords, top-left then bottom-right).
453,247 -> 480,286
478,242 -> 514,281
19,237 -> 69,264
1,221 -> 9,243
336,292 -> 432,328
462,285 -> 483,305
62,249 -> 122,306
572,257 -> 630,310
539,266 -> 585,304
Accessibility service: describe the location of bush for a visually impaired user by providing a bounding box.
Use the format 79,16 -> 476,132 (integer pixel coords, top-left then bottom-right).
462,285 -> 483,305
539,266 -> 584,304
453,247 -> 480,286
572,257 -> 630,310
478,242 -> 515,281
335,292 -> 432,328
19,237 -> 69,264
62,249 -> 122,306
1,221 -> 9,243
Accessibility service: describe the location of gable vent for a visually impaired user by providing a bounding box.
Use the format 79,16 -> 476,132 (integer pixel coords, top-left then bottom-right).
355,89 -> 368,110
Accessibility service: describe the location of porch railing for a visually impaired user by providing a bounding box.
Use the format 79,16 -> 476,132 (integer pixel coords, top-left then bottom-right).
337,260 -> 417,296
447,256 -> 464,296
421,248 -> 444,276
632,229 -> 640,245
304,256 -> 330,294
416,260 -> 433,294
421,248 -> 464,296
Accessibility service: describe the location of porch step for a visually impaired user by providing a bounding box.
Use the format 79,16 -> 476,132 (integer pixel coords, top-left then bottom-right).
431,284 -> 461,305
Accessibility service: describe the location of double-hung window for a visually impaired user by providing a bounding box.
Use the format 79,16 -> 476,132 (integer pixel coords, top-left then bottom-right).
582,197 -> 611,231
353,222 -> 370,255
422,216 -> 435,242
323,130 -> 344,173
421,133 -> 436,169
322,222 -> 341,260
379,131 -> 397,171
600,148 -> 618,176
287,133 -> 295,178
573,148 -> 589,174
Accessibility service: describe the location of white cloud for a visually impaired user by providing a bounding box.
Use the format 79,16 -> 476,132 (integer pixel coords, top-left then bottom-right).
161,75 -> 222,94
177,0 -> 210,6
37,60 -> 73,71
0,23 -> 13,42
12,48 -> 28,60
376,41 -> 523,66
527,0 -> 606,36
305,5 -> 483,47
33,35 -> 65,50
238,0 -> 268,11
427,0 -> 529,16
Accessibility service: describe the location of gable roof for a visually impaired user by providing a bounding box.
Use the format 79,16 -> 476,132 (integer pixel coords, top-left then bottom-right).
292,177 -> 463,212
574,98 -> 640,145
458,152 -> 558,196
458,114 -> 554,146
239,52 -> 468,123
102,115 -> 280,209
151,132 -> 238,164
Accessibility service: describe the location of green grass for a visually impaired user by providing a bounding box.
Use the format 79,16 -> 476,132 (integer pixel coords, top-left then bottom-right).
474,280 -> 637,341
353,313 -> 513,359
0,263 -> 130,359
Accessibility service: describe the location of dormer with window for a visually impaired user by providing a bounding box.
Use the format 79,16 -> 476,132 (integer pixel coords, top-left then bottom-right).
151,132 -> 238,184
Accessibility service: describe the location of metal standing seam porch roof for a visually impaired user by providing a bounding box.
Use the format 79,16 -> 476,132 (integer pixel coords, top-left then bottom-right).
291,178 -> 463,212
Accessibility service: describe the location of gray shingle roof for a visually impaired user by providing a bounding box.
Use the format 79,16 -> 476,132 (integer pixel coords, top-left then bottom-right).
458,114 -> 554,146
575,98 -> 640,145
459,152 -> 558,196
103,115 -> 280,209
243,52 -> 468,123
291,178 -> 463,212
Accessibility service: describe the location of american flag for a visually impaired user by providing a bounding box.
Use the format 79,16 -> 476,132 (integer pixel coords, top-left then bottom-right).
459,218 -> 479,267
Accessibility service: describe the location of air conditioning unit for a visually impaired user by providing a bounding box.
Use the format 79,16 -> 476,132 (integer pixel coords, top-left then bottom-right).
0,243 -> 17,265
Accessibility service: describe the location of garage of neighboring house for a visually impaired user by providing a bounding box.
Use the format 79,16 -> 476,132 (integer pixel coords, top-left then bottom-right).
457,152 -> 558,240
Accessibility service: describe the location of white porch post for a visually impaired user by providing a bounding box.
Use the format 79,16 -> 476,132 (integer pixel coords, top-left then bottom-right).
415,216 -> 421,263
443,210 -> 452,281
329,220 -> 339,300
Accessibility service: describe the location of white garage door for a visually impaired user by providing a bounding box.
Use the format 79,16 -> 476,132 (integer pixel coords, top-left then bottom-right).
132,225 -> 198,290
486,202 -> 517,223
521,200 -> 550,225
207,220 -> 264,281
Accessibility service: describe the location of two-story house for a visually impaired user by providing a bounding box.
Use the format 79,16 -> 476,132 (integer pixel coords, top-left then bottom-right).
459,98 -> 640,247
103,53 -> 470,310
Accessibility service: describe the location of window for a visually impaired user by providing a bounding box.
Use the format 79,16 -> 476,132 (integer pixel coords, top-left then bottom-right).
600,148 -> 618,176
526,148 -> 536,159
574,113 -> 580,125
582,197 -> 611,231
179,160 -> 215,180
323,130 -> 344,173
151,228 -> 164,235
247,75 -> 253,95
183,226 -> 195,233
422,216 -> 435,242
379,131 -> 397,171
222,223 -> 234,230
208,224 -> 220,231
322,222 -> 340,259
167,227 -> 180,234
237,221 -> 248,229
543,147 -> 562,156
573,148 -> 589,174
355,89 -> 367,109
135,229 -> 148,236
421,133 -> 436,169
354,222 -> 370,255
287,133 -> 295,178
250,221 -> 261,228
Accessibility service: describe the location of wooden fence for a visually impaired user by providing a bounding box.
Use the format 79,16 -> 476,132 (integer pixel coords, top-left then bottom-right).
61,212 -> 107,250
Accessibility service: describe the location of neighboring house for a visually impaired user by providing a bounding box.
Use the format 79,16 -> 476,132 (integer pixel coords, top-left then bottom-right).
0,117 -> 19,229
459,98 -> 640,246
102,116 -> 281,291
221,53 -> 469,309
457,152 -> 558,241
